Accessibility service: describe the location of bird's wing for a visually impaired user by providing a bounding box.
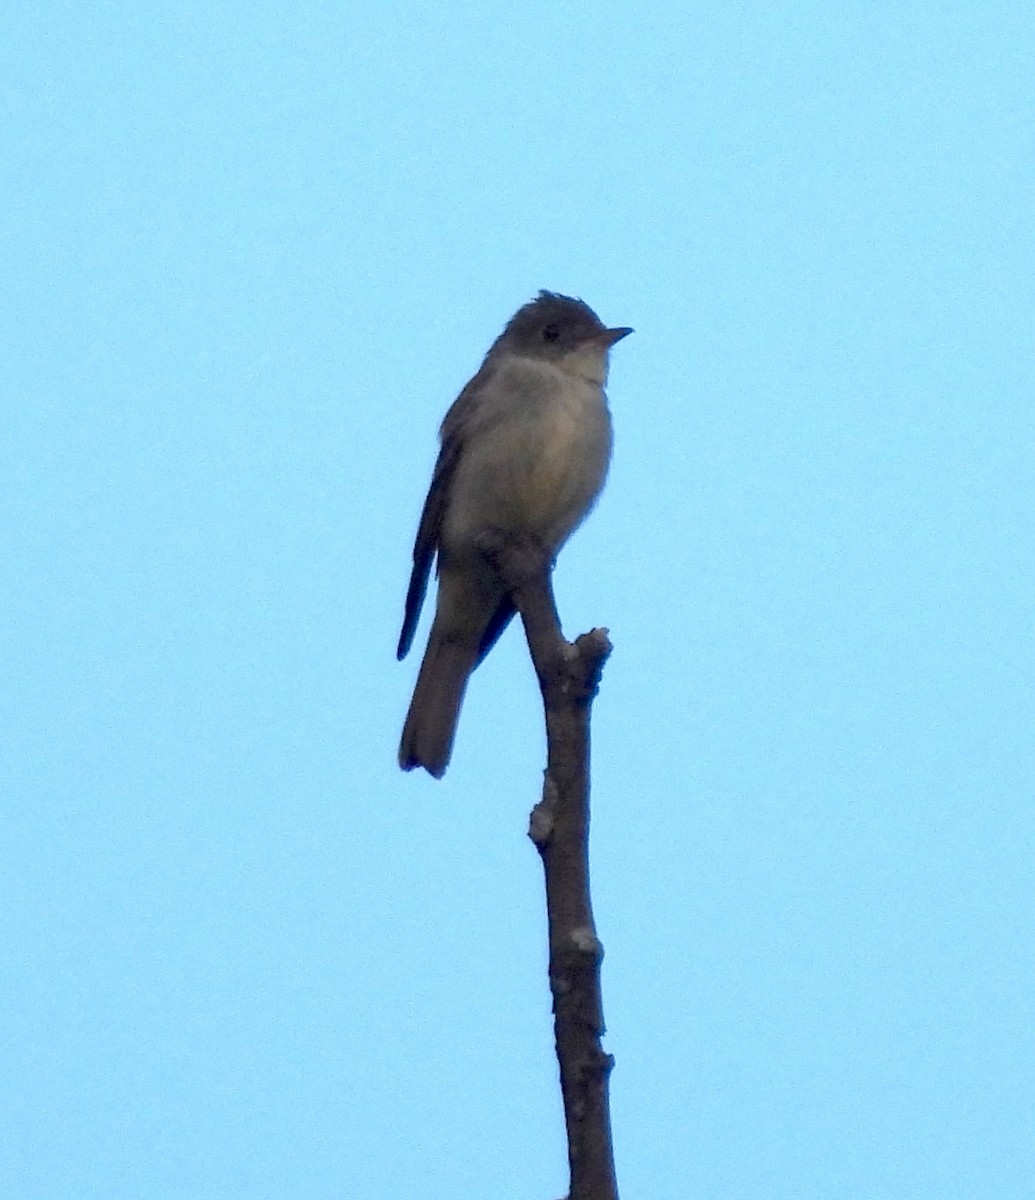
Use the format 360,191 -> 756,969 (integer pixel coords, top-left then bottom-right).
396,440 -> 457,659
475,594 -> 516,664
396,366 -> 493,660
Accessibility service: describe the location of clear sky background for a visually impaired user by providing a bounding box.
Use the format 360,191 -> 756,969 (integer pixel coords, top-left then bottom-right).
3,4 -> 1033,1198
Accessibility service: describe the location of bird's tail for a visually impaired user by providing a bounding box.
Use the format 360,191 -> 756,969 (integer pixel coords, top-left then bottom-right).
398,630 -> 479,778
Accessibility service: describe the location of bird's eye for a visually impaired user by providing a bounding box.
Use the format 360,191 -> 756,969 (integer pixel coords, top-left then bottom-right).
543,323 -> 560,342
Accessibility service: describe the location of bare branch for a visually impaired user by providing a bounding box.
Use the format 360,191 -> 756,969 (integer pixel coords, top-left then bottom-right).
482,531 -> 618,1200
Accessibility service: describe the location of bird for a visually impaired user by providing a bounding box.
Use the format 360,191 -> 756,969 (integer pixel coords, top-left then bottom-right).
397,291 -> 632,778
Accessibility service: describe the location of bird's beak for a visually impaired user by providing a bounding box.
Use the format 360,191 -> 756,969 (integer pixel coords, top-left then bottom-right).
594,326 -> 634,348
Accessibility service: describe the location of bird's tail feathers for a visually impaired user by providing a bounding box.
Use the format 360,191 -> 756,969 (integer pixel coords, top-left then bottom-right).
398,632 -> 479,778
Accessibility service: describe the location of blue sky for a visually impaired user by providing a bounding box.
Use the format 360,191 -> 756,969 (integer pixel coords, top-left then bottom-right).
3,3 -> 1033,1197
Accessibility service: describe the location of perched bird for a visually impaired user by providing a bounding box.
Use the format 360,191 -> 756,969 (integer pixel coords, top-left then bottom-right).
397,291 -> 632,778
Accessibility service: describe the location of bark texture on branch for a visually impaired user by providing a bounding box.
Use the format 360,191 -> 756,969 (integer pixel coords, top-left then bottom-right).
481,531 -> 618,1200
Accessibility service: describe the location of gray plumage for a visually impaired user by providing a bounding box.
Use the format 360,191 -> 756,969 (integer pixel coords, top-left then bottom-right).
397,291 -> 632,778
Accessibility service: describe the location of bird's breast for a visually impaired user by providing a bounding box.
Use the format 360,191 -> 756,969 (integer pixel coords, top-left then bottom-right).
445,358 -> 613,554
